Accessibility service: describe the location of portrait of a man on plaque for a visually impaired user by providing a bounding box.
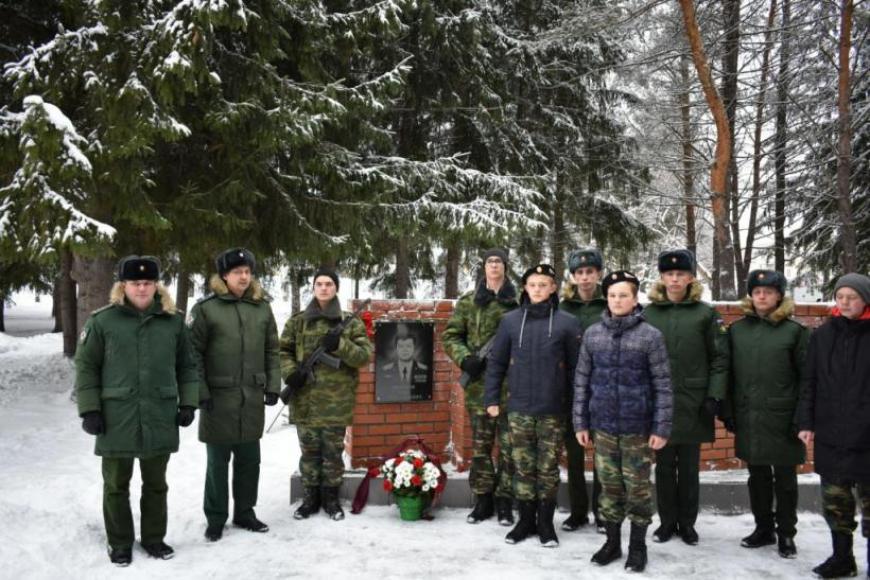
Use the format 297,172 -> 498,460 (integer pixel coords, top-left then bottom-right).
375,321 -> 434,403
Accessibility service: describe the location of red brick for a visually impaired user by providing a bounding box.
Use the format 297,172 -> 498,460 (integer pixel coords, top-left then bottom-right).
355,414 -> 385,424
353,435 -> 385,447
392,413 -> 418,423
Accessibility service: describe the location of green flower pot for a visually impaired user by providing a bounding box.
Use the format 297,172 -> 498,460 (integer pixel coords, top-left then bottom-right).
395,494 -> 425,521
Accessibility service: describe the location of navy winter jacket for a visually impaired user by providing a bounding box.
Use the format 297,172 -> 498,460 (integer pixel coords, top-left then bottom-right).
484,294 -> 582,416
573,307 -> 673,438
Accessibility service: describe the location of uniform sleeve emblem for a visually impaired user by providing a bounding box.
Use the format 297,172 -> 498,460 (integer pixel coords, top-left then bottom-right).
79,328 -> 89,344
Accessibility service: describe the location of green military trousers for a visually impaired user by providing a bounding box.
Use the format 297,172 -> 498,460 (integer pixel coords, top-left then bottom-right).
102,455 -> 170,549
470,413 -> 514,499
655,443 -> 701,529
747,464 -> 798,538
594,430 -> 654,526
509,413 -> 563,501
564,423 -> 601,521
298,426 -> 346,488
821,479 -> 870,538
204,441 -> 261,527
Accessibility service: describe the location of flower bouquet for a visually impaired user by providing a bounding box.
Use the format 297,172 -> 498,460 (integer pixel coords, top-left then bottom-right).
380,449 -> 443,521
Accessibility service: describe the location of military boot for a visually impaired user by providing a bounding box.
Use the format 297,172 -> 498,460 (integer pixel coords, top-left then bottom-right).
495,496 -> 514,526
741,528 -> 776,548
142,542 -> 174,560
322,487 -> 345,521
777,533 -> 797,559
652,521 -> 678,543
294,486 -> 321,520
505,500 -> 537,544
812,532 -> 857,578
591,521 -> 623,566
562,513 -> 589,532
537,499 -> 559,548
467,493 -> 495,524
108,546 -> 132,567
625,523 -> 648,572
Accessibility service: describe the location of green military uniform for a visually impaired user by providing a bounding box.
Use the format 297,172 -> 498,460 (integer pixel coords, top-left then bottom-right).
76,285 -> 199,551
189,275 -> 281,531
279,297 -> 372,489
559,283 -> 606,525
643,280 -> 729,535
442,279 -> 518,503
726,297 -> 808,540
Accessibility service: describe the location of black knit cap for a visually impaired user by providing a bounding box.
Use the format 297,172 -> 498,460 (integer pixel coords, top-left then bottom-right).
746,269 -> 787,296
602,270 -> 640,296
216,247 -> 256,277
482,248 -> 509,265
117,255 -> 160,281
521,263 -> 557,285
658,249 -> 696,275
567,248 -> 603,273
313,267 -> 340,290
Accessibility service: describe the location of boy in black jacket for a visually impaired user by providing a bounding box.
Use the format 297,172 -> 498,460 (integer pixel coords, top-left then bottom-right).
485,264 -> 582,548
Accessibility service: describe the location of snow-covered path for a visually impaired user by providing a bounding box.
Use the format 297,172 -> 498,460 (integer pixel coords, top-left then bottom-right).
0,332 -> 861,579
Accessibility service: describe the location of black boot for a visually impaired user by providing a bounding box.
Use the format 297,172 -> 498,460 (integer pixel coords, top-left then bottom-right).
777,534 -> 797,559
142,542 -> 174,560
812,532 -> 857,578
108,546 -> 132,567
233,515 -> 269,532
741,528 -> 776,548
537,500 -> 559,547
653,522 -> 678,543
625,523 -> 648,572
205,523 -> 224,542
294,486 -> 321,520
562,513 -> 589,531
467,493 -> 494,524
680,524 -> 699,546
505,500 -> 537,544
591,521 -> 623,566
495,496 -> 514,526
322,487 -> 345,521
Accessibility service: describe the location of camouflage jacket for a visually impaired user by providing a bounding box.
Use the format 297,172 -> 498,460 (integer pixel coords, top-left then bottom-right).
279,297 -> 373,427
442,277 -> 518,415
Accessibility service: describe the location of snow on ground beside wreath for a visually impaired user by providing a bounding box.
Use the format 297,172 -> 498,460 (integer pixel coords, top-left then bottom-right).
0,302 -> 861,579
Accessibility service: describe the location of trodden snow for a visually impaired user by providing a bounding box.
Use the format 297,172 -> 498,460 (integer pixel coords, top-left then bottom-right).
0,302 -> 863,579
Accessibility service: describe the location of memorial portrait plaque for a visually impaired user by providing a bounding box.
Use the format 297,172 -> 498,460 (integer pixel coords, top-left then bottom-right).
375,321 -> 434,403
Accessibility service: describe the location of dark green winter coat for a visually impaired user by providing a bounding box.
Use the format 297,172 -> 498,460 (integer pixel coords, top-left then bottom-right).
75,284 -> 200,458
726,297 -> 808,465
442,278 -> 518,415
559,284 -> 607,331
643,280 -> 730,444
279,297 -> 373,427
189,276 -> 281,445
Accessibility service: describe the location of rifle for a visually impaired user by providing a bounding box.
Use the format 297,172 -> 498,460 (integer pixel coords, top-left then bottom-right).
458,334 -> 497,388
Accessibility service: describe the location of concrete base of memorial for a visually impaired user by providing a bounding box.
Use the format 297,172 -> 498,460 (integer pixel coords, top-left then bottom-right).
289,470 -> 823,513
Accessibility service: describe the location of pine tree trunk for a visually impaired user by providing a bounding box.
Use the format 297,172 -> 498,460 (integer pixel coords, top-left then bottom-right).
722,0 -> 743,286
291,269 -> 304,315
679,0 -> 736,299
175,268 -> 191,314
444,239 -> 460,299
773,0 -> 791,272
836,0 -> 857,272
395,236 -> 411,298
60,248 -> 78,357
71,253 -> 114,340
0,296 -> 5,333
52,277 -> 63,332
746,0 -> 778,276
680,54 -> 697,257
550,180 -> 566,280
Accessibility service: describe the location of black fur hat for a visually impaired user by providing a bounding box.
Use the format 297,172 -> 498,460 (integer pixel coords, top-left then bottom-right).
602,270 -> 640,296
746,269 -> 787,296
117,255 -> 160,281
216,248 -> 256,277
657,249 -> 696,275
567,248 -> 603,273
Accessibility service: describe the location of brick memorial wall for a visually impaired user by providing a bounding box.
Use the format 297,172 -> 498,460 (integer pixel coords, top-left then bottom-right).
347,299 -> 831,475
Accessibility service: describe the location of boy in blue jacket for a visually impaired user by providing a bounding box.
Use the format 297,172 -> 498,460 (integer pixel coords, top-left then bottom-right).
574,271 -> 673,572
485,264 -> 582,548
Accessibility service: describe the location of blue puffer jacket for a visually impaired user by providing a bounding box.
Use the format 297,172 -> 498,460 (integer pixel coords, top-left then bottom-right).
573,306 -> 673,438
484,294 -> 582,416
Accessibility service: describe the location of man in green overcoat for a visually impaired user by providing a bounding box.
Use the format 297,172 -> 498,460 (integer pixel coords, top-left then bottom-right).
724,270 -> 808,559
559,248 -> 607,532
189,248 -> 281,541
644,249 -> 729,546
442,248 -> 518,526
76,256 -> 199,566
280,268 -> 373,521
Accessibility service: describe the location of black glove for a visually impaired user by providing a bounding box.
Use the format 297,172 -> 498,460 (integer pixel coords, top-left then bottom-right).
264,392 -> 279,406
723,417 -> 736,434
460,354 -> 486,379
280,370 -> 307,404
703,397 -> 721,417
81,411 -> 104,435
321,329 -> 341,353
199,398 -> 214,412
176,406 -> 196,427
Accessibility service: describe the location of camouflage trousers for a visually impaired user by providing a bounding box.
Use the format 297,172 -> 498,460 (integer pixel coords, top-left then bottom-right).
821,479 -> 870,538
469,413 -> 514,498
508,413 -> 563,501
297,426 -> 346,488
594,430 -> 654,526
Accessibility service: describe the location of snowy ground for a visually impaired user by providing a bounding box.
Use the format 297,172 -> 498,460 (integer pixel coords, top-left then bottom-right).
2,299 -> 865,579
